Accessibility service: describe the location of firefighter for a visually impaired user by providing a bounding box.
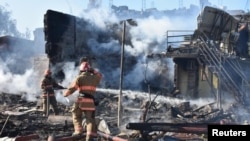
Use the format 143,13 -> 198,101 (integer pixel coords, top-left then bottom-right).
40,69 -> 65,116
63,61 -> 102,141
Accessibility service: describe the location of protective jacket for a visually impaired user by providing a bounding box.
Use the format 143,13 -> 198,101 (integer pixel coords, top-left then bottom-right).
64,70 -> 102,110
41,76 -> 64,97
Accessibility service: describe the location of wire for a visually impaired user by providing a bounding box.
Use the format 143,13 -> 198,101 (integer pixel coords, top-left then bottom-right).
245,0 -> 249,11
65,0 -> 72,14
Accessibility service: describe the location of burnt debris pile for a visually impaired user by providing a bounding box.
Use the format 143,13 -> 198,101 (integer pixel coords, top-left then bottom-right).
0,93 -> 73,140
0,91 -> 245,141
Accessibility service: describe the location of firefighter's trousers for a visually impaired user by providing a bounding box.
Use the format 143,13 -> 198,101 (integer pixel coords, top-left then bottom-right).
72,102 -> 97,141
42,96 -> 59,115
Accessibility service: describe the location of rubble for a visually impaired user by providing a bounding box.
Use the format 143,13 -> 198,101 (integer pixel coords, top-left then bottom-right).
0,90 -> 242,141
1,3 -> 250,141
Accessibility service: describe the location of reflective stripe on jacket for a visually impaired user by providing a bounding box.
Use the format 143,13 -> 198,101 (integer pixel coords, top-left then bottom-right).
42,93 -> 55,97
76,71 -> 101,95
64,71 -> 102,110
79,86 -> 96,91
40,76 -> 61,95
78,97 -> 95,111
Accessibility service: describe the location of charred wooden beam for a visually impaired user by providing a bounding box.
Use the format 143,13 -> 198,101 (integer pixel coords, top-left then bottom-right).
15,134 -> 40,141
97,131 -> 128,141
47,133 -> 86,141
47,131 -> 128,141
0,115 -> 10,136
126,122 -> 207,134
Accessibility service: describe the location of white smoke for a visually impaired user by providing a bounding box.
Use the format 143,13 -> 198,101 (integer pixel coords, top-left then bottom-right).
0,65 -> 38,100
0,37 -> 44,101
0,5 -> 210,106
1,2 -> 249,130
80,8 -> 119,28
0,5 -> 199,99
55,62 -> 79,105
72,8 -> 198,91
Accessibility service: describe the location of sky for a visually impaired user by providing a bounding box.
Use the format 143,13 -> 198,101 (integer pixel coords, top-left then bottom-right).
0,0 -> 249,36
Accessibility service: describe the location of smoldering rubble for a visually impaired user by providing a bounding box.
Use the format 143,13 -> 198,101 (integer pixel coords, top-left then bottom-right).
0,88 -> 247,141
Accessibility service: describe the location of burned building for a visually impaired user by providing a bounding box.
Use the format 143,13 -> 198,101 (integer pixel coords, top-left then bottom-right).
0,31 -> 48,94
150,6 -> 250,107
43,6 -> 250,104
43,9 -> 149,89
1,4 -> 250,141
0,36 -> 35,74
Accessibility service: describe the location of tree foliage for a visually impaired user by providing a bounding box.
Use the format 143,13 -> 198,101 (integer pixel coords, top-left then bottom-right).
0,5 -> 30,38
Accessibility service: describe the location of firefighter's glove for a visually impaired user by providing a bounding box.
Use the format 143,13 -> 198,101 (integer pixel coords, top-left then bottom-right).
63,91 -> 70,97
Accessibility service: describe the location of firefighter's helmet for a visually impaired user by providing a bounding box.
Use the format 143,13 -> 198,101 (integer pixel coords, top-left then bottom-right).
80,56 -> 88,63
44,69 -> 51,76
79,62 -> 90,72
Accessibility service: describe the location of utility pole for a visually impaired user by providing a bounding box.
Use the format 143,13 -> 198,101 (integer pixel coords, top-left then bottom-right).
118,19 -> 137,127
118,20 -> 126,127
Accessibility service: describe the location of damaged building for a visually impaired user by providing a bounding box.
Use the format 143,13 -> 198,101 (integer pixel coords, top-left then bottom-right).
149,6 -> 250,105
0,36 -> 35,74
0,1 -> 250,141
